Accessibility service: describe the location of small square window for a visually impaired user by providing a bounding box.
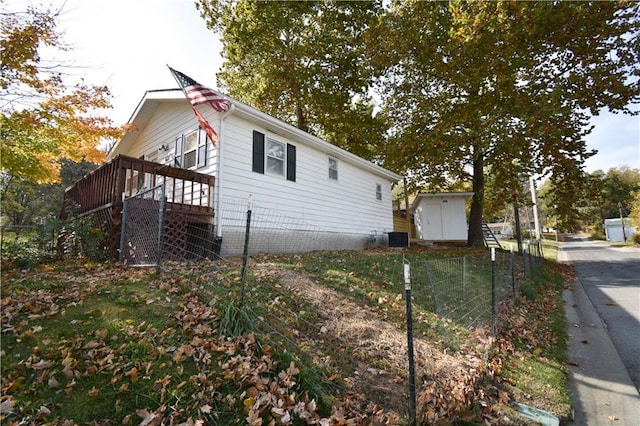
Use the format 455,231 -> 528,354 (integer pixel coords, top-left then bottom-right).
328,157 -> 338,180
266,138 -> 285,176
376,183 -> 382,201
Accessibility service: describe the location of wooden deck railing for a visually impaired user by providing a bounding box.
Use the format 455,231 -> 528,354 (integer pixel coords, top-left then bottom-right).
64,154 -> 216,217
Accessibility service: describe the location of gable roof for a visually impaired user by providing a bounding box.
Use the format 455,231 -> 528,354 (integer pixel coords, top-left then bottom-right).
108,89 -> 402,182
410,192 -> 474,212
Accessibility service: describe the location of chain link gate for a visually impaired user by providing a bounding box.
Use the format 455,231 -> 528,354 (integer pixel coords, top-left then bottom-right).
119,185 -> 166,269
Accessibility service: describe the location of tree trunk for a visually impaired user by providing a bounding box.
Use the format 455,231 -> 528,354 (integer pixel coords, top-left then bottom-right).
512,195 -> 523,255
467,153 -> 485,247
296,103 -> 309,133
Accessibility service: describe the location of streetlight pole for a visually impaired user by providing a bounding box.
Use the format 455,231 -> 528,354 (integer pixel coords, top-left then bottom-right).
618,202 -> 627,242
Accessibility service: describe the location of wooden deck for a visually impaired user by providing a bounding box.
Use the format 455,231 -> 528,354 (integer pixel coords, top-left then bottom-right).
63,155 -> 216,259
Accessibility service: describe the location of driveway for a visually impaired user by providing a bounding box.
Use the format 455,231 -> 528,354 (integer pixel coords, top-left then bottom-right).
559,236 -> 640,424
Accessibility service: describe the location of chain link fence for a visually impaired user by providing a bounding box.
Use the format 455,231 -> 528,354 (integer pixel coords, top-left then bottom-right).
119,192 -> 386,266
404,247 -> 529,345
118,190 -> 544,343
117,190 -> 546,422
119,185 -> 166,268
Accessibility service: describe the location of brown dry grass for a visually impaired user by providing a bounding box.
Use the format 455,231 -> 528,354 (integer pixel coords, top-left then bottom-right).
255,262 -> 487,420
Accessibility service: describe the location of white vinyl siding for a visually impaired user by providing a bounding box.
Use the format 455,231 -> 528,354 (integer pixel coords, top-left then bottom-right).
219,114 -> 395,235
116,103 -> 219,206
114,95 -> 399,254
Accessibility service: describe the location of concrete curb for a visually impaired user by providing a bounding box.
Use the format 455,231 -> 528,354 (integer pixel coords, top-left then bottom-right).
561,256 -> 640,424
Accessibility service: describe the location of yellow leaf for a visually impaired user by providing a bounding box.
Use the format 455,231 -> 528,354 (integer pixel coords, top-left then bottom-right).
243,397 -> 255,408
87,387 -> 99,397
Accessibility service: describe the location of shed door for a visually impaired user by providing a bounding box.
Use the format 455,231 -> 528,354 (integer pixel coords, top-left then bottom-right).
441,200 -> 463,240
423,202 -> 444,240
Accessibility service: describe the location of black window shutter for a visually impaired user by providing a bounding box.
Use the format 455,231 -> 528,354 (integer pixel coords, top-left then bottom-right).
252,131 -> 265,174
287,144 -> 296,182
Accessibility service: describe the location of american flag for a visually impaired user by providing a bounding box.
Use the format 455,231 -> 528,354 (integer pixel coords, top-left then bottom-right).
168,67 -> 231,143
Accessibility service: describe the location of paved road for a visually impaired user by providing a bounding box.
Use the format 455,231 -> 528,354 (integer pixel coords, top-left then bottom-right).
559,236 -> 640,424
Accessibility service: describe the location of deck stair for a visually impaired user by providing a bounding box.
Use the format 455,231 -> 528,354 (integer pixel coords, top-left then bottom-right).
482,221 -> 502,249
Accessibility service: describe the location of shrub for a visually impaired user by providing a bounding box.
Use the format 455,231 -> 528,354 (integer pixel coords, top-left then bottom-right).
1,214 -> 109,269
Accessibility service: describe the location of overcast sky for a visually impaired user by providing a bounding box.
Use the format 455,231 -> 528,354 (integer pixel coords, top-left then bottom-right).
10,0 -> 640,173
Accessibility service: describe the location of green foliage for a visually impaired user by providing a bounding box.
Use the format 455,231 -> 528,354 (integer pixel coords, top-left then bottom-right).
377,1 -> 639,244
1,239 -> 42,269
218,300 -> 255,337
630,191 -> 640,229
1,208 -> 108,268
57,213 -> 109,261
196,0 -> 386,159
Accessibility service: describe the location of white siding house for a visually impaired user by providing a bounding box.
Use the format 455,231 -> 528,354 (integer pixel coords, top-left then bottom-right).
410,192 -> 473,242
107,89 -> 402,256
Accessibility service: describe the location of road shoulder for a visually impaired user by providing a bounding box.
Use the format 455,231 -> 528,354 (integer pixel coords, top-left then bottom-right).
559,243 -> 640,424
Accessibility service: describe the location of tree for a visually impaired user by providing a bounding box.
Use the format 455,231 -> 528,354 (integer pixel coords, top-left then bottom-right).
629,191 -> 640,231
582,167 -> 640,233
195,0 -> 386,159
538,167 -> 640,235
0,3 -> 120,186
0,158 -> 99,229
376,1 -> 640,246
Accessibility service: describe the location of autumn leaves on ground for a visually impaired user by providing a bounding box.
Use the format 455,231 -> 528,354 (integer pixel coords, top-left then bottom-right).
1,247 -> 571,425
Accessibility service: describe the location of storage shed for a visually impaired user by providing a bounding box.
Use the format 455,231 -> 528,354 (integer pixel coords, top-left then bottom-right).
410,192 -> 473,243
604,218 -> 635,242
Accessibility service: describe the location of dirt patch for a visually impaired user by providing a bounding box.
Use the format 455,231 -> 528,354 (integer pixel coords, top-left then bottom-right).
254,262 -> 483,419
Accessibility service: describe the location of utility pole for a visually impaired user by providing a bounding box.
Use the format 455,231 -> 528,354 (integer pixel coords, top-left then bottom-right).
618,202 -> 627,242
529,177 -> 542,241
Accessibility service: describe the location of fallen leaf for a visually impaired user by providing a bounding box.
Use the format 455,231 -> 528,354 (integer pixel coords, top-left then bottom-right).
0,398 -> 15,414
124,367 -> 138,382
36,405 -> 51,419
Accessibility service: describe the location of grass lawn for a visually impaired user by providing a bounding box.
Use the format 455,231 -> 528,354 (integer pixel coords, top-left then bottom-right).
1,247 -> 571,425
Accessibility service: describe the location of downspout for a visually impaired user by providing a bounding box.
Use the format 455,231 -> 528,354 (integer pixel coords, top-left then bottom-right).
214,104 -> 235,238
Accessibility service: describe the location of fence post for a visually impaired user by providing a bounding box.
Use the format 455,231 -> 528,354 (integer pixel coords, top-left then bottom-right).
491,247 -> 497,336
118,200 -> 128,263
156,193 -> 166,275
239,195 -> 253,308
510,244 -> 517,300
404,262 -> 417,426
522,242 -> 528,281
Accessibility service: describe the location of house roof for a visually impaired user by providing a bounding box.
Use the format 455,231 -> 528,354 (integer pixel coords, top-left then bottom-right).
108,89 -> 403,182
409,192 -> 474,212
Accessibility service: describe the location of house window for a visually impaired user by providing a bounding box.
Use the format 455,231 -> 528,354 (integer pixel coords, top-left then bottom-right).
267,138 -> 285,176
173,129 -> 207,169
376,183 -> 382,201
328,157 -> 338,180
252,130 -> 296,182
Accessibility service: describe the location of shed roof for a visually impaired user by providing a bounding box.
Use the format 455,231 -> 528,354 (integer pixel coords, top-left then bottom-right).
409,192 -> 474,212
